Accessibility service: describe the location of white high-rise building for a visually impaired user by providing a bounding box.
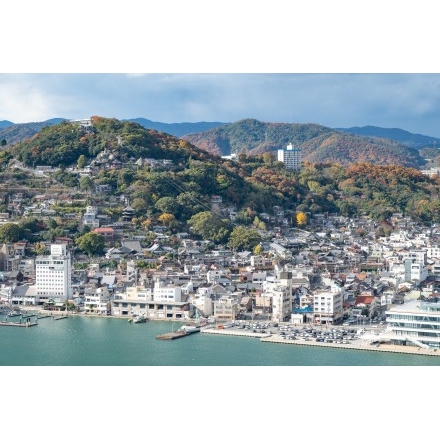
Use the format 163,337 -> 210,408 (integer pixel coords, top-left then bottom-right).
277,143 -> 301,171
36,244 -> 72,304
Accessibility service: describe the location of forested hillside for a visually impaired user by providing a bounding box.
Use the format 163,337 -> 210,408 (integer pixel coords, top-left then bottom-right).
183,118 -> 425,168
3,116 -> 440,228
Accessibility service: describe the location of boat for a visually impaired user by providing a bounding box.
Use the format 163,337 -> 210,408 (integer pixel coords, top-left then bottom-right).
178,325 -> 201,334
8,311 -> 22,317
132,314 -> 148,324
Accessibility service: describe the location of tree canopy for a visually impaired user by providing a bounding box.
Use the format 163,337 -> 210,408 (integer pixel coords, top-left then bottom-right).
75,232 -> 106,257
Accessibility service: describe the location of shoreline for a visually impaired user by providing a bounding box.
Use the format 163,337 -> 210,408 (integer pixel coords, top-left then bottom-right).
200,328 -> 440,357
8,308 -> 440,357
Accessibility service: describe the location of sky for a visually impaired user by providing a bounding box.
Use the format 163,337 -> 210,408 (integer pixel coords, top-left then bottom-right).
3,2 -> 440,137
3,73 -> 440,137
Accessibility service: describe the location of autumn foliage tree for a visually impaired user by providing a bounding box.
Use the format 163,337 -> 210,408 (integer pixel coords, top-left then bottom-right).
296,211 -> 308,227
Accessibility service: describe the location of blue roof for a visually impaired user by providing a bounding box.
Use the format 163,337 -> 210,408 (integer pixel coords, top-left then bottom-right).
293,306 -> 313,313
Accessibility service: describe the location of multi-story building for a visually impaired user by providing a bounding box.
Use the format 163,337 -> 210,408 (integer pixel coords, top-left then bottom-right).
35,243 -> 72,305
84,286 -> 112,314
18,258 -> 35,279
0,243 -> 20,272
153,280 -> 182,302
213,295 -> 239,321
261,271 -> 293,322
404,259 -> 428,283
277,142 -> 301,171
385,300 -> 440,349
112,285 -> 192,320
313,287 -> 344,325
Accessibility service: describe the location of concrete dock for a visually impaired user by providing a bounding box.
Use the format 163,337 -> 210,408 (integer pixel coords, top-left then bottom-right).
201,328 -> 440,357
156,330 -> 193,340
0,320 -> 38,327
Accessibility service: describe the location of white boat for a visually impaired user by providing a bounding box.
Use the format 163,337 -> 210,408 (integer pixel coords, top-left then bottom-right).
8,311 -> 21,317
179,325 -> 201,334
132,314 -> 148,324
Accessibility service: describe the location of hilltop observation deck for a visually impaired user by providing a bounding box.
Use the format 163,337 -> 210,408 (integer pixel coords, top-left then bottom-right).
69,118 -> 94,132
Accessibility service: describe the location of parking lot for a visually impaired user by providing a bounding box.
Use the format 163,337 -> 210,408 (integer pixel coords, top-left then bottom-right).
216,319 -> 388,344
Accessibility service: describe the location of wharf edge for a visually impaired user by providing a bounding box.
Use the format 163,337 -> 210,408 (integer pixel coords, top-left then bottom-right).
200,328 -> 440,357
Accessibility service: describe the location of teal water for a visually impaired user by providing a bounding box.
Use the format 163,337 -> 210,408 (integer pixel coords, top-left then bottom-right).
1,314 -> 440,366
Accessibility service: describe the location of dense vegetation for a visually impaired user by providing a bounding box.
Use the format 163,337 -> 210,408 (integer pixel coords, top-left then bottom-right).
3,117 -> 440,250
183,118 -> 426,168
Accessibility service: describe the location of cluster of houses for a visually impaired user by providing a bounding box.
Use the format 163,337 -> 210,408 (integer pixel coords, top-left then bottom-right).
1,209 -> 440,332
2,123 -> 440,347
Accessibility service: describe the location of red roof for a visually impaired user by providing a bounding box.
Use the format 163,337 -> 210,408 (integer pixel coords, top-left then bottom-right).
354,296 -> 374,306
93,227 -> 114,233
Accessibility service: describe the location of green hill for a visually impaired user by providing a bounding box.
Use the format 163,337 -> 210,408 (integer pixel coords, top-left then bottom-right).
183,118 -> 425,168
4,116 -> 440,227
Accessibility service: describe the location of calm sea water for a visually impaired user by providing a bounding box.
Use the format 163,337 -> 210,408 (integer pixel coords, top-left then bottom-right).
1,313 -> 440,366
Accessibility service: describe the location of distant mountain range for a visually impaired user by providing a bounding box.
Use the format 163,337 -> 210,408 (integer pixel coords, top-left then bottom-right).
2,117 -> 440,168
182,119 -> 430,168
0,120 -> 14,129
0,118 -> 67,146
0,117 -> 226,146
126,118 -> 226,137
334,125 -> 440,149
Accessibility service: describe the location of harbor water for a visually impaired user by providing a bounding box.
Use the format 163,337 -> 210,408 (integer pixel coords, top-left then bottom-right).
1,313 -> 440,366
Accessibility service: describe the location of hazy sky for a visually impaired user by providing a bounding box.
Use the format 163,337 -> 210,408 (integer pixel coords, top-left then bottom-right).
2,73 -> 440,137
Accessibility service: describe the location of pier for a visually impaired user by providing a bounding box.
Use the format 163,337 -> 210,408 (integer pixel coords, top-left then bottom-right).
53,315 -> 68,321
156,330 -> 192,340
0,320 -> 38,328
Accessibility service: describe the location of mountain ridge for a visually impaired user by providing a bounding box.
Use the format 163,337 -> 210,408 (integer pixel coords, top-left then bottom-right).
0,118 -> 227,146
334,125 -> 440,149
3,117 -> 440,168
183,118 -> 426,168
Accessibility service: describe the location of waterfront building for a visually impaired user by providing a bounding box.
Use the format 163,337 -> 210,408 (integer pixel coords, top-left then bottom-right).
262,270 -> 293,322
35,243 -> 72,305
385,299 -> 440,349
153,280 -> 182,302
83,286 -> 112,314
313,286 -> 344,325
277,142 -> 301,171
0,283 -> 13,304
213,295 -> 239,321
191,285 -> 214,317
111,293 -> 192,320
271,286 -> 291,322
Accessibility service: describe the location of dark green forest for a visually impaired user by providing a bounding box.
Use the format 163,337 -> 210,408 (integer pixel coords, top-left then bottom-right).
4,116 -> 440,229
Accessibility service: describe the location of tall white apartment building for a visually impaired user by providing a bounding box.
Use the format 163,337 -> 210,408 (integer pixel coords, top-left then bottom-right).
277,143 -> 301,171
36,244 -> 72,304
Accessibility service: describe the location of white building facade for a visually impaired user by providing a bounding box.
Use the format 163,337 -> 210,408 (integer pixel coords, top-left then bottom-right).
277,143 -> 301,171
313,287 -> 344,325
386,300 -> 440,349
35,244 -> 72,304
